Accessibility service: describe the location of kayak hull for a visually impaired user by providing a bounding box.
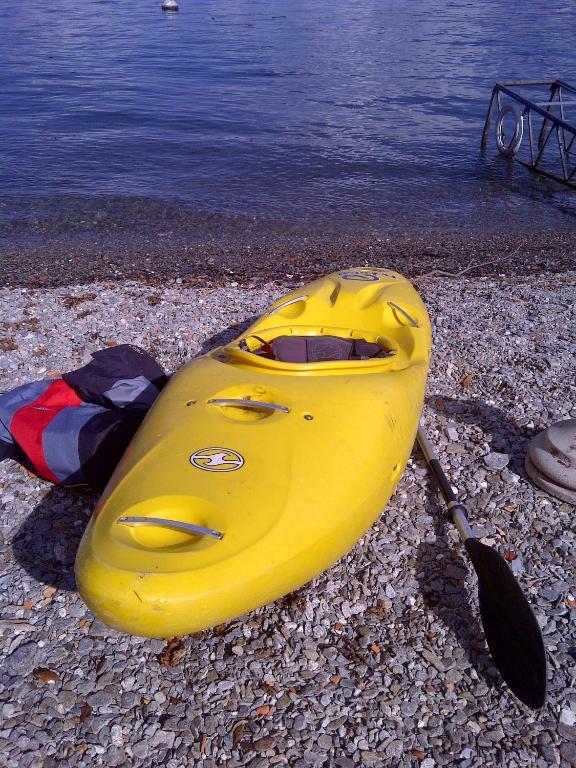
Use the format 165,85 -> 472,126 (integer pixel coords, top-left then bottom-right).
75,268 -> 431,637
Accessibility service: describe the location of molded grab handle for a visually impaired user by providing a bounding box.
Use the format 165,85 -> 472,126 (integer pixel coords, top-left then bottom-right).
208,398 -> 290,414
117,516 -> 223,540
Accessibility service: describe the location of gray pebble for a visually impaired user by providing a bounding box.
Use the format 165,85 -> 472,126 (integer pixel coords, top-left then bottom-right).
317,734 -> 333,750
560,741 -> 576,767
385,740 -> 403,759
5,642 -> 43,677
2,703 -> 17,718
334,759 -> 355,768
131,741 -> 149,759
293,715 -> 307,731
86,690 -> 114,708
510,556 -> 524,574
484,452 -> 510,470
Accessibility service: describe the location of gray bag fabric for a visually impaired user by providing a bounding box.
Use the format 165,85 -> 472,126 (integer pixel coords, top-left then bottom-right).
269,335 -> 387,363
0,345 -> 167,491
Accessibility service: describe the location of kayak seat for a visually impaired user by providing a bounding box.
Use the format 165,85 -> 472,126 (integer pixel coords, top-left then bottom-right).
247,335 -> 393,363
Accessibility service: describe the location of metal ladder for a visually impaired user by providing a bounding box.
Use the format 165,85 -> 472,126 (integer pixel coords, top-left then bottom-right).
481,79 -> 576,189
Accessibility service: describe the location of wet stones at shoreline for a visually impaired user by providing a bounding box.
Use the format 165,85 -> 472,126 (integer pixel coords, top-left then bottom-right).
1,228 -> 576,289
0,270 -> 575,767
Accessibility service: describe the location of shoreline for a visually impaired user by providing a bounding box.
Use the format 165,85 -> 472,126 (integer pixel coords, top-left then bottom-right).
1,226 -> 576,289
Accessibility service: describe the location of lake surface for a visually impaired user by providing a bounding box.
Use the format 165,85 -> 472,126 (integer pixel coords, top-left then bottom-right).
1,0 -> 575,235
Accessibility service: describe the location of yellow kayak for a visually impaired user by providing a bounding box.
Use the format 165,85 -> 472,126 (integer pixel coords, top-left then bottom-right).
75,268 -> 431,637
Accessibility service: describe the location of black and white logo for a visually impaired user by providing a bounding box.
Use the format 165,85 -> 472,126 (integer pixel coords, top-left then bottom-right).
190,447 -> 245,472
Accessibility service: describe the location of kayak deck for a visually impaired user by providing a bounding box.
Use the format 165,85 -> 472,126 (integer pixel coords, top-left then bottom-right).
75,268 -> 432,637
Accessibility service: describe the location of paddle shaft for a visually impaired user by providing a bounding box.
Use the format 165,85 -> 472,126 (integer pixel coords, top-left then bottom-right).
416,423 -> 548,709
416,426 -> 474,542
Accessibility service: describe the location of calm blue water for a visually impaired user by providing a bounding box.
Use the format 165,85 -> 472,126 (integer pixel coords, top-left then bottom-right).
1,0 -> 575,233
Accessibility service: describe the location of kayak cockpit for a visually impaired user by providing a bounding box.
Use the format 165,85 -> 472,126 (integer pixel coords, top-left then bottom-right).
218,325 -> 409,374
240,332 -> 395,363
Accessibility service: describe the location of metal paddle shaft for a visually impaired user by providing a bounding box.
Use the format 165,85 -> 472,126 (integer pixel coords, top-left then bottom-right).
416,426 -> 547,710
417,428 -> 475,543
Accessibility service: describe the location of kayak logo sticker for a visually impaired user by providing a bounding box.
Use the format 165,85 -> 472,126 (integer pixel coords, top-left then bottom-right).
339,270 -> 380,282
190,447 -> 244,472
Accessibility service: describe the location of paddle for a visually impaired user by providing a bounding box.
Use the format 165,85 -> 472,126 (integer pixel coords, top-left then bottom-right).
416,425 -> 547,709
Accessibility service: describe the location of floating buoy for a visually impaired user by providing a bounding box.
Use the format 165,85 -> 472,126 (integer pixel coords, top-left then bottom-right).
162,0 -> 179,11
525,418 -> 576,503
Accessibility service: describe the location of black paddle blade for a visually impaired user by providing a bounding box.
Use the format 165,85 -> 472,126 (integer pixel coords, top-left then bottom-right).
464,538 -> 547,709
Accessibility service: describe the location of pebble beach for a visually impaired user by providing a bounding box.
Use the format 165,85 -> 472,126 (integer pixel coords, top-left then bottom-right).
0,266 -> 575,768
